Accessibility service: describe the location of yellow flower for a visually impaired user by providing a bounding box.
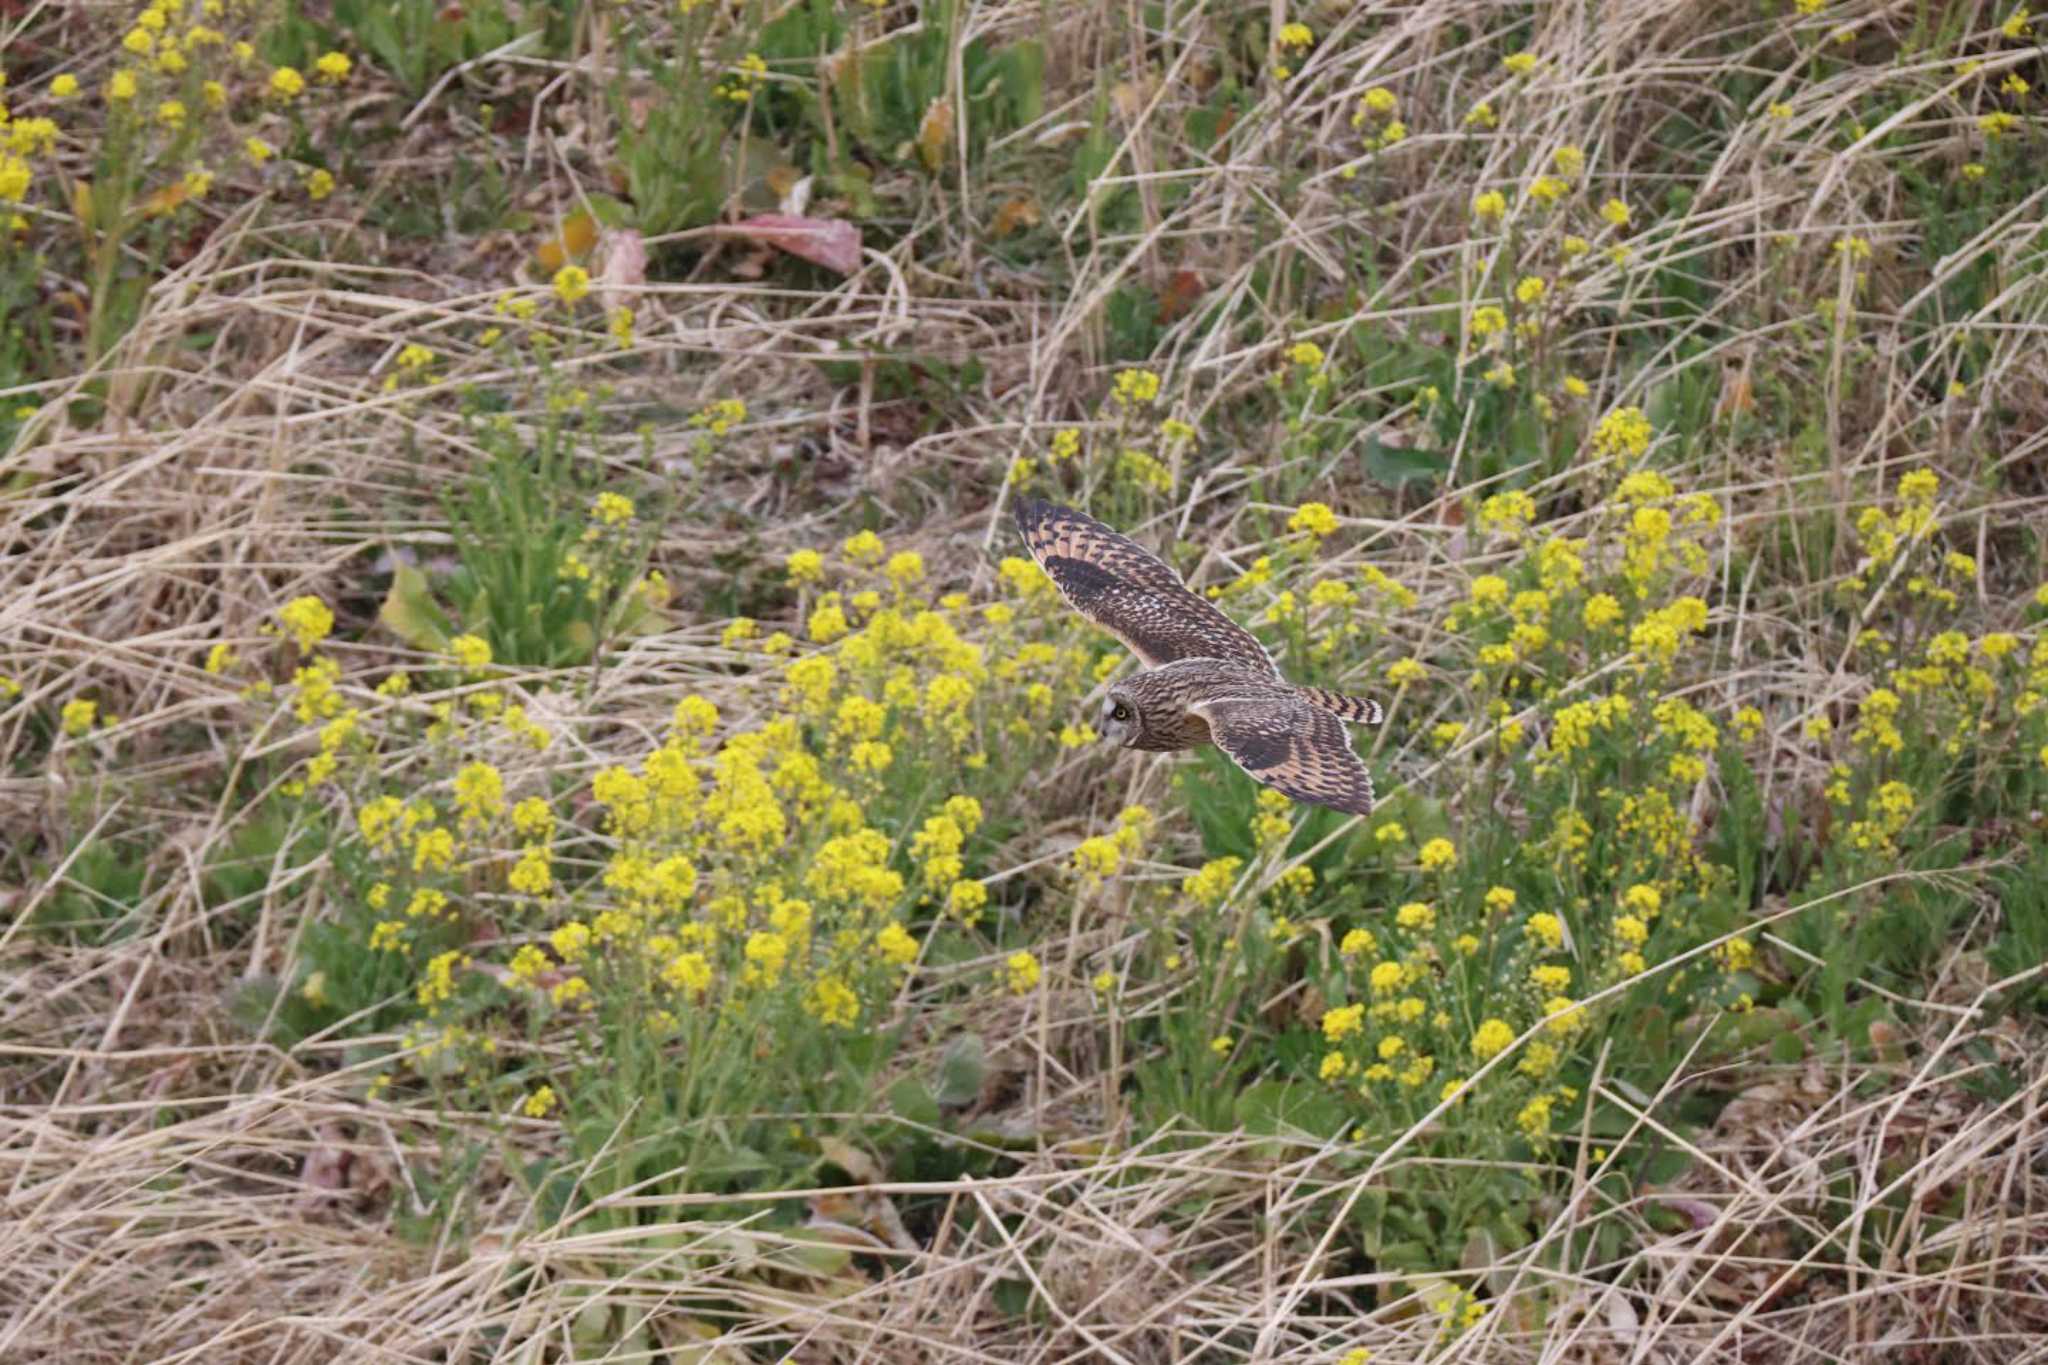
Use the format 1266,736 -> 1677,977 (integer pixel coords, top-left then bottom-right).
107,69 -> 139,101
1472,189 -> 1507,221
305,168 -> 334,200
449,633 -> 492,671
1276,21 -> 1314,50
1395,901 -> 1435,931
1591,405 -> 1653,459
1601,198 -> 1631,228
522,1086 -> 557,1118
1005,950 -> 1042,994
1502,52 -> 1538,75
1471,1018 -> 1515,1059
278,595 -> 334,653
1470,305 -> 1506,337
1385,657 -> 1424,685
589,491 -> 635,526
552,264 -> 590,304
269,66 -> 305,98
1515,275 -> 1548,304
60,698 -> 98,736
1287,501 -> 1339,539
1322,1003 -> 1365,1041
1112,367 -> 1161,406
884,549 -> 925,588
785,548 -> 825,585
315,51 -> 352,83
51,74 -> 79,98
1418,837 -> 1455,872
1465,101 -> 1497,128
245,136 -> 274,164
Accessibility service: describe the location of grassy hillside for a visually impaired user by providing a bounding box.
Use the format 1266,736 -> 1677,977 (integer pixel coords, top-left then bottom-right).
4,1 -> 2047,1359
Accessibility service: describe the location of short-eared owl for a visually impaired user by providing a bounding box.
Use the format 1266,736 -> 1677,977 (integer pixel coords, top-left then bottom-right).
1014,499 -> 1384,816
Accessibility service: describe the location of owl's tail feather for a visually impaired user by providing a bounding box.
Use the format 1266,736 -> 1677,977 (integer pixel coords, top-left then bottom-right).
1298,687 -> 1385,726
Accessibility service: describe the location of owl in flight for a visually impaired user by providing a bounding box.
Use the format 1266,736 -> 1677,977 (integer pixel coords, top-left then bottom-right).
1014,499 -> 1384,815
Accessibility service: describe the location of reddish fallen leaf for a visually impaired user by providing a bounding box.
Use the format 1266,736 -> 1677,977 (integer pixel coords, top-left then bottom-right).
731,214 -> 862,276
1157,269 -> 1206,323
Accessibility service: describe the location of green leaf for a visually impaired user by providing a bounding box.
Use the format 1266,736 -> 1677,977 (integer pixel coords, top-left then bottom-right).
1363,434 -> 1449,488
887,1076 -> 942,1126
934,1032 -> 987,1107
378,561 -> 452,654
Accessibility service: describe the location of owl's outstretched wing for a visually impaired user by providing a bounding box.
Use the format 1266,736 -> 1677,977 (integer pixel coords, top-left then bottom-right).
1013,499 -> 1275,674
1189,693 -> 1376,816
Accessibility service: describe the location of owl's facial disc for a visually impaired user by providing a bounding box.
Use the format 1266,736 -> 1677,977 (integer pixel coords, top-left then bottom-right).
1101,694 -> 1139,746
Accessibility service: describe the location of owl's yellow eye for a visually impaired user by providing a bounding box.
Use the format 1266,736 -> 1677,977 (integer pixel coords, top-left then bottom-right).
1111,702 -> 1131,722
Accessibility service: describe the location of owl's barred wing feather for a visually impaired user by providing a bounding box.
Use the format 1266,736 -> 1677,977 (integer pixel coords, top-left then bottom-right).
1013,499 -> 1276,674
1189,694 -> 1376,816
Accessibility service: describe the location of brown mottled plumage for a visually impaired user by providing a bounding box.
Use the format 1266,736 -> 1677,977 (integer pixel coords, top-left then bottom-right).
1014,499 -> 1384,816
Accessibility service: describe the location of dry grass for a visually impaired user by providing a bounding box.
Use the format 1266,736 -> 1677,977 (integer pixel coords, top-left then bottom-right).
7,0 -> 2048,1359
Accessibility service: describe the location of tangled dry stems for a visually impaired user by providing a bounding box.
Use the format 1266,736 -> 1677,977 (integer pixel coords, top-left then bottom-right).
7,0 -> 2048,1358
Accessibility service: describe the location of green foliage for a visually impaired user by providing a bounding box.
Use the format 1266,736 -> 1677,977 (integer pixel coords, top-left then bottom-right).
327,0 -> 523,98
380,407 -> 666,669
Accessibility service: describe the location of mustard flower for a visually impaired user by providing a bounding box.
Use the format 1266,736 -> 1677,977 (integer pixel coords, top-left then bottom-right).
1471,1018 -> 1515,1059
315,51 -> 352,83
1004,950 -> 1042,994
269,66 -> 305,98
1285,340 -> 1326,369
884,549 -> 924,588
305,169 -> 335,200
1472,189 -> 1507,220
552,264 -> 590,305
785,548 -> 825,585
60,698 -> 98,736
1601,198 -> 1631,228
51,73 -> 79,98
1395,901 -> 1435,931
1591,405 -> 1653,459
1112,367 -> 1161,406
1322,1003 -> 1365,1041
1287,501 -> 1339,539
278,595 -> 334,653
1418,837 -> 1455,872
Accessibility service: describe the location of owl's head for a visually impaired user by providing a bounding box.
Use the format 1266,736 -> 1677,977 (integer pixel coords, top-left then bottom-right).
1100,688 -> 1143,747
